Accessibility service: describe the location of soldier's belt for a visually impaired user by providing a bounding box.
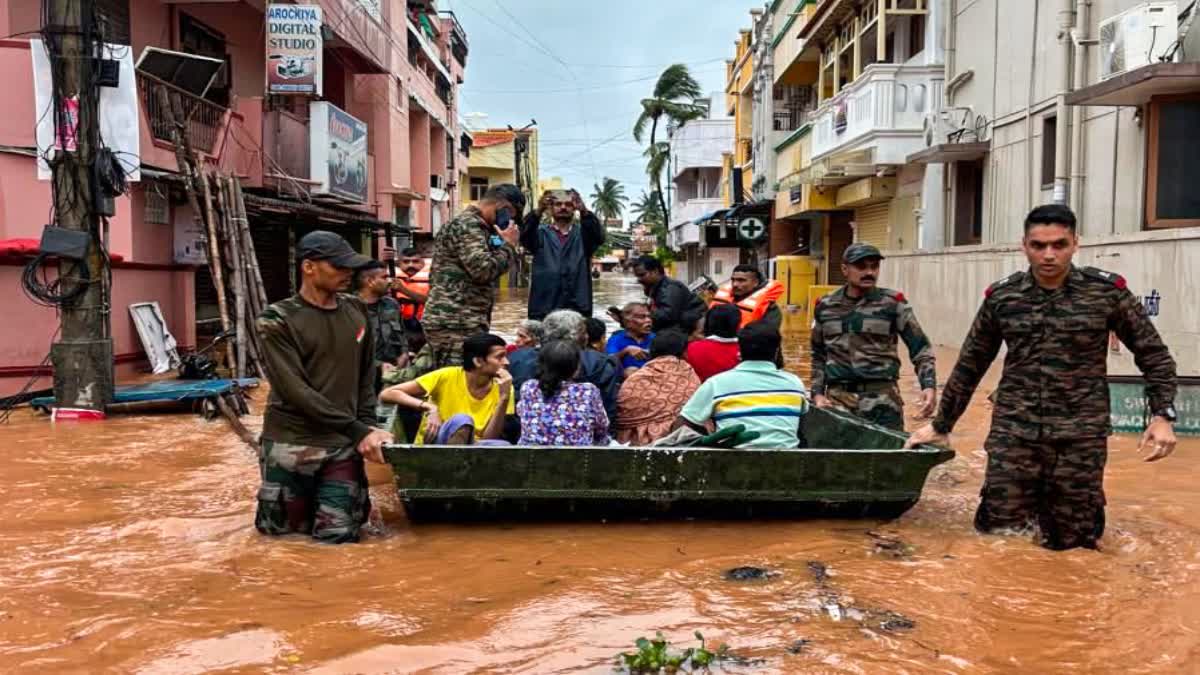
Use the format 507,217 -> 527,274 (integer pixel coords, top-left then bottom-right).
827,380 -> 896,394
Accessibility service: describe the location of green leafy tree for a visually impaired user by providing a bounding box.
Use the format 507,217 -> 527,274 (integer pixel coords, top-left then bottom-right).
630,190 -> 664,227
633,64 -> 707,229
589,177 -> 628,223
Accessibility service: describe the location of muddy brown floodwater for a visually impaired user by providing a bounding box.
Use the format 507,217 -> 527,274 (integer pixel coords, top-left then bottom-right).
1,274 -> 1199,674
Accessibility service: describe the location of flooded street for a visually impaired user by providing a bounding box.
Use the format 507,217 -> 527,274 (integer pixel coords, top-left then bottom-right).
2,274 -> 1199,673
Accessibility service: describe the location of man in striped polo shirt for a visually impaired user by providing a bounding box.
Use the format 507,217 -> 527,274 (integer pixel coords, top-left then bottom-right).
677,322 -> 810,449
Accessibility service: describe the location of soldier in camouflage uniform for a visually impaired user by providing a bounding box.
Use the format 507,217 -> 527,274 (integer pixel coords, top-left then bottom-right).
354,260 -> 408,394
908,205 -> 1178,551
810,243 -> 938,431
255,231 -> 393,544
423,183 -> 524,368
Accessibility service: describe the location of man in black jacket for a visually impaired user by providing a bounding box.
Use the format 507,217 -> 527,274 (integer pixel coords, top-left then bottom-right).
520,189 -> 606,320
632,255 -> 707,333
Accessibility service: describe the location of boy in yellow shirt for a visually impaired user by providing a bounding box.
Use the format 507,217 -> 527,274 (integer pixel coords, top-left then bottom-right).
382,333 -> 514,444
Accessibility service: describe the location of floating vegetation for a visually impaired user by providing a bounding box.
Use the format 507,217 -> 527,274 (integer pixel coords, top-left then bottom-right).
615,631 -> 725,674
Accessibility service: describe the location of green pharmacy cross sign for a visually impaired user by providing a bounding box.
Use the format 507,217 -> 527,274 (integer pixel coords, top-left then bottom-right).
737,216 -> 767,243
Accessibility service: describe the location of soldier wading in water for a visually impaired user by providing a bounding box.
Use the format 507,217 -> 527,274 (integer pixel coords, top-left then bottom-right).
255,231 -> 392,544
907,204 -> 1178,551
810,243 -> 937,430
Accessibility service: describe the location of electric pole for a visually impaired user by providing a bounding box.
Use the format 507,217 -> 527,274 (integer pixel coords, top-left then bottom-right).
46,0 -> 114,411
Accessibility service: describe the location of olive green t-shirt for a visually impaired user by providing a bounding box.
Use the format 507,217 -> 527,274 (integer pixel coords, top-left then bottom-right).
257,293 -> 377,448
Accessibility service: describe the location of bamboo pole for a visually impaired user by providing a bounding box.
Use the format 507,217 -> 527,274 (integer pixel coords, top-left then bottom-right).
215,175 -> 246,379
215,392 -> 259,453
232,178 -> 268,312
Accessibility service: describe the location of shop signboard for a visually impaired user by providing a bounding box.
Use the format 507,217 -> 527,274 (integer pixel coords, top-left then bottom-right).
266,4 -> 322,95
310,102 -> 369,203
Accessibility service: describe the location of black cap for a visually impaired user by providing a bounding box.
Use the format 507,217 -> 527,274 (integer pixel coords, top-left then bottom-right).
843,243 -> 884,264
297,230 -> 373,269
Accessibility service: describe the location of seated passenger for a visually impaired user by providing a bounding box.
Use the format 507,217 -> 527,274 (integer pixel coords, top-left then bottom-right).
676,322 -> 809,449
507,319 -> 543,354
517,340 -> 609,446
605,301 -> 655,378
381,333 -> 514,444
511,310 -> 621,424
614,330 -> 701,446
585,317 -> 607,353
685,303 -> 741,382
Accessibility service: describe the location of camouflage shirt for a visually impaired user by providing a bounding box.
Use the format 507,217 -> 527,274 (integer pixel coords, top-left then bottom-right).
933,266 -> 1177,440
365,296 -> 407,365
810,286 -> 936,395
423,206 -> 517,333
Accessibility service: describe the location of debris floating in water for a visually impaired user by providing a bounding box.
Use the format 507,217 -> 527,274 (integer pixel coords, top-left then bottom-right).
723,566 -> 779,581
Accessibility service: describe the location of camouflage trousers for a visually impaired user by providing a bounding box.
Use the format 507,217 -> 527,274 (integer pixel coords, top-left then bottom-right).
423,327 -> 477,369
255,439 -> 371,544
825,383 -> 905,431
976,430 -> 1107,551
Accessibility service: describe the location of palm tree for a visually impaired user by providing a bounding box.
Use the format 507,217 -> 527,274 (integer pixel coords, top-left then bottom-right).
589,177 -> 628,223
630,190 -> 664,226
633,64 -> 707,228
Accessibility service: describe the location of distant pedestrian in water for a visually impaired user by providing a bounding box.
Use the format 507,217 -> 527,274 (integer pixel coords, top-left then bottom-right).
255,230 -> 390,544
908,204 -> 1178,551
521,189 -> 606,321
517,340 -> 609,446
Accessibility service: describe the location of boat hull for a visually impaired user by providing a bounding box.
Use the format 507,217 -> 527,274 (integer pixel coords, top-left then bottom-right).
385,408 -> 954,522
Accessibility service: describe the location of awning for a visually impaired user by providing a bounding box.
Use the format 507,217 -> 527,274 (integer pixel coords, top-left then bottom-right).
906,141 -> 990,164
726,199 -> 772,222
694,208 -> 729,225
243,193 -> 400,233
1066,63 -> 1200,107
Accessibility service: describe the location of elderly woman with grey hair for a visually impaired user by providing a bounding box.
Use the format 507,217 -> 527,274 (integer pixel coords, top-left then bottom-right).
509,309 -> 622,426
508,319 -> 544,354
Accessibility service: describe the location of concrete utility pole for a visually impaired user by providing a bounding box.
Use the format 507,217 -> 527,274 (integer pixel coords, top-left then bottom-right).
46,0 -> 115,411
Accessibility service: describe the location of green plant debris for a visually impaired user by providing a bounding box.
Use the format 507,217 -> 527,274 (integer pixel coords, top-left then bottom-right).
615,631 -> 729,673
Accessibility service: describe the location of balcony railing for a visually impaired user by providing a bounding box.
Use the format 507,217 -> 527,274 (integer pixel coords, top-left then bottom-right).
137,72 -> 227,155
810,64 -> 943,162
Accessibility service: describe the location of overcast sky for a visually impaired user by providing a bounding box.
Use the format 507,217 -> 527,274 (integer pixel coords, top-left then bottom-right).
448,0 -> 762,215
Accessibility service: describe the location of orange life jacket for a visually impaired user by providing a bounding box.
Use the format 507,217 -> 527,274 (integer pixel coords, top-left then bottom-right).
394,267 -> 430,320
710,280 -> 785,328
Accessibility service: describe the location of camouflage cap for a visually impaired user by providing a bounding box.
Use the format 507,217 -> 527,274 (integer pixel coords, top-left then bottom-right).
843,243 -> 885,263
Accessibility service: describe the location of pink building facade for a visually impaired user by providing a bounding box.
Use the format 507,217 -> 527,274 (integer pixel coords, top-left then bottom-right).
0,0 -> 468,397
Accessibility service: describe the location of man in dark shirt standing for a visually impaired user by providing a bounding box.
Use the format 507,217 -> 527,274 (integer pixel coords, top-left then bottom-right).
907,205 -> 1178,551
255,231 -> 393,544
521,189 -> 606,321
632,255 -> 706,333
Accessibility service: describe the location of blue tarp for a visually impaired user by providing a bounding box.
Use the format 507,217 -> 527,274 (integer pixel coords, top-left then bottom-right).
31,379 -> 259,409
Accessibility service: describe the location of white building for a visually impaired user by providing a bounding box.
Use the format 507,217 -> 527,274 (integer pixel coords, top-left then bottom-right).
667,98 -> 737,283
883,0 -> 1200,376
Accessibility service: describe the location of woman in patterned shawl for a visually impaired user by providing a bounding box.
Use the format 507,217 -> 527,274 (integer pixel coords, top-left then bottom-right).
614,330 -> 701,445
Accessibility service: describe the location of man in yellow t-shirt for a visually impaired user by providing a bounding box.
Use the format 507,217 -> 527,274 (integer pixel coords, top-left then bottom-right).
381,333 -> 514,444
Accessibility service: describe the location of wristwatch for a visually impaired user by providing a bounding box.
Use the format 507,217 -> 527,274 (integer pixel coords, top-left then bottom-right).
1154,406 -> 1178,423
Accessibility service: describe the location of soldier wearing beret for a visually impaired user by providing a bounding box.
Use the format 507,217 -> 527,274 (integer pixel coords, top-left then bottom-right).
907,204 -> 1178,551
810,243 -> 938,430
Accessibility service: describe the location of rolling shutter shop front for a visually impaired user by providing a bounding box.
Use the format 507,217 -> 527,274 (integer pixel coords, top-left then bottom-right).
853,202 -> 890,249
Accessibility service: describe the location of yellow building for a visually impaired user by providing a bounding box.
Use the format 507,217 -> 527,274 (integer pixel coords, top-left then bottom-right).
462,127 -> 541,209
724,29 -> 755,204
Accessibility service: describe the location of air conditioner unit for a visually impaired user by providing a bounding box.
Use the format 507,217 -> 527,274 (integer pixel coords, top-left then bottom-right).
1099,2 -> 1179,81
922,113 -> 954,147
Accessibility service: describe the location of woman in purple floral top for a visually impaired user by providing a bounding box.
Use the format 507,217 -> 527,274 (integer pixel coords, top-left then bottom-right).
517,340 -> 610,446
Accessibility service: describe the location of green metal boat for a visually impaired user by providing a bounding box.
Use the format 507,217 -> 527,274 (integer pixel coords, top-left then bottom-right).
384,408 -> 955,522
